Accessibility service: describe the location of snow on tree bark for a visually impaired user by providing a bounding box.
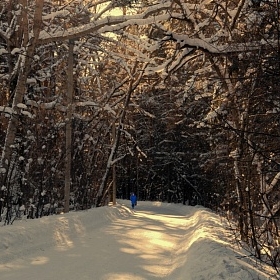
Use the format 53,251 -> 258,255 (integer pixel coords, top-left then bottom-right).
1,0 -> 43,185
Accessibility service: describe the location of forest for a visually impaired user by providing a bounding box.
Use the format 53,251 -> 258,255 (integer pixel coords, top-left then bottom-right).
1,0 -> 280,272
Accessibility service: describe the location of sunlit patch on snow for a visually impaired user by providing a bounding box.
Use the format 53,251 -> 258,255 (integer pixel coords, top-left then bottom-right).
135,211 -> 188,228
120,247 -> 138,254
104,202 -> 232,278
30,256 -> 49,265
72,218 -> 86,237
54,231 -> 74,251
142,263 -> 171,275
0,263 -> 25,272
0,200 -> 275,279
53,217 -> 74,251
104,205 -> 189,278
151,201 -> 162,207
102,273 -> 145,280
165,208 -> 233,277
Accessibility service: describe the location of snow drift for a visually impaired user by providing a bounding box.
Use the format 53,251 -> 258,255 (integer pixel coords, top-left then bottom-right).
0,200 -> 275,280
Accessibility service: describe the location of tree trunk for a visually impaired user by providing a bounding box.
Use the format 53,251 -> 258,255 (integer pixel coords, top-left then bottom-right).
1,0 -> 43,186
112,121 -> 117,206
64,39 -> 74,213
96,62 -> 141,206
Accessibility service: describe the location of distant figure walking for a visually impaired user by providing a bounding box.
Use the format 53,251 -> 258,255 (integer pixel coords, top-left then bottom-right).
130,193 -> 137,209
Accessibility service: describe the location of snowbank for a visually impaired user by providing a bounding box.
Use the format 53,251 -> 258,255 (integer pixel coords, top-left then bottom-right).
0,200 -> 275,280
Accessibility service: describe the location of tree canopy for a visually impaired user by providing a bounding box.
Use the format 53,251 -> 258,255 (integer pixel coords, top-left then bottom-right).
1,0 -> 280,271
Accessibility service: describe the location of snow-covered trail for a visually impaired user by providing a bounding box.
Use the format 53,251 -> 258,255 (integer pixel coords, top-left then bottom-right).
0,200 -> 274,280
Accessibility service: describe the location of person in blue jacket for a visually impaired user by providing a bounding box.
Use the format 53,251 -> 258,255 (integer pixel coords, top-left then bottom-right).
130,192 -> 137,209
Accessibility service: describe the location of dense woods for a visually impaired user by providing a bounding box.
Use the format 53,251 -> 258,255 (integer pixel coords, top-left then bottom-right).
1,0 -> 280,271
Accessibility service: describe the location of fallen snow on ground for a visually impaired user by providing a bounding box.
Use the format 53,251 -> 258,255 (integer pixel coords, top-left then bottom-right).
0,200 -> 276,280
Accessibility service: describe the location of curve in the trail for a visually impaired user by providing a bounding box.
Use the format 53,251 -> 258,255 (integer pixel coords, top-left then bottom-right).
0,200 -> 273,280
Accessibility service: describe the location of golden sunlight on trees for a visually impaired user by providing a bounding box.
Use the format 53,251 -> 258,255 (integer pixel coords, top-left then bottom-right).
1,0 -> 280,272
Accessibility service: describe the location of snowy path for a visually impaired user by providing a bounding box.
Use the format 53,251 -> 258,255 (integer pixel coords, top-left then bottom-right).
0,200 -> 274,280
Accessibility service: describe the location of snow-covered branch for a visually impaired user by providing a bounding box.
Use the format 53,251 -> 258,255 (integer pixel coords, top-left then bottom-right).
38,1 -> 171,44
168,33 -> 277,54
